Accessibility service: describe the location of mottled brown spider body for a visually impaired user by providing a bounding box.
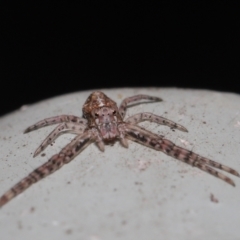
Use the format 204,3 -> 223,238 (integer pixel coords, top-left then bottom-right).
83,91 -> 122,142
0,91 -> 239,207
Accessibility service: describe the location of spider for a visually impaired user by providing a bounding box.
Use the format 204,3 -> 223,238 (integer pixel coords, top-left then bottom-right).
0,91 -> 239,207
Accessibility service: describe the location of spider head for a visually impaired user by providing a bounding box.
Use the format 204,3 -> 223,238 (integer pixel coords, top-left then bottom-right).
93,107 -> 120,140
82,91 -> 122,141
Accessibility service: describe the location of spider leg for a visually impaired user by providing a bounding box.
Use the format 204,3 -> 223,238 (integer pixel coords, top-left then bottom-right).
125,124 -> 239,186
24,115 -> 87,133
126,112 -> 188,132
118,123 -> 129,148
0,131 -> 93,207
119,137 -> 129,148
33,122 -> 87,157
119,94 -> 162,119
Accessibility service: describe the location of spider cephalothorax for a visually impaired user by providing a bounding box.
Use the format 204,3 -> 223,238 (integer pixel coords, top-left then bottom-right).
83,91 -> 122,142
0,91 -> 239,207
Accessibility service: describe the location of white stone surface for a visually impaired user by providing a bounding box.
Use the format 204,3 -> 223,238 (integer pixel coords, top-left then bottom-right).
0,88 -> 240,240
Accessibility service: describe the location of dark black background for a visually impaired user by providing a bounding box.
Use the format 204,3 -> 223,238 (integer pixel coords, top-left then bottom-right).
1,2 -> 239,117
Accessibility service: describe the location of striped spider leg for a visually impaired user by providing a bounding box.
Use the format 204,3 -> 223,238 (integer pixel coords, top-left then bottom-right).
0,91 -> 239,207
124,124 -> 239,186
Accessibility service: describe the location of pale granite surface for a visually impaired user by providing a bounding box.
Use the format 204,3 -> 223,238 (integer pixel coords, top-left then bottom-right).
0,88 -> 240,240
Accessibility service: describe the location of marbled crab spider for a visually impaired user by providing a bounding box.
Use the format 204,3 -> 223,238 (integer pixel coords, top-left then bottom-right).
0,91 -> 239,207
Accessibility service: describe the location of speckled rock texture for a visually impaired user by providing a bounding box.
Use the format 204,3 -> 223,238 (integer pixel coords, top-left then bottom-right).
0,88 -> 240,240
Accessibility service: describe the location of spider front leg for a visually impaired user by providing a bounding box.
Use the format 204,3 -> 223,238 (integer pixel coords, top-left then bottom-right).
24,115 -> 87,133
125,124 -> 240,186
33,122 -> 87,157
119,94 -> 162,119
126,112 -> 188,132
0,131 -> 93,207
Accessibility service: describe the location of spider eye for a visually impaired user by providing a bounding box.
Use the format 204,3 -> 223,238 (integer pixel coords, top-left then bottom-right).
113,110 -> 116,114
95,113 -> 99,117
